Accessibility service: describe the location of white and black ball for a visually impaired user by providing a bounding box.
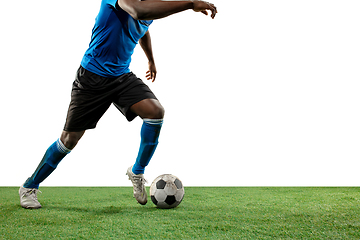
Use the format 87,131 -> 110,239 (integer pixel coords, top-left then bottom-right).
150,174 -> 184,209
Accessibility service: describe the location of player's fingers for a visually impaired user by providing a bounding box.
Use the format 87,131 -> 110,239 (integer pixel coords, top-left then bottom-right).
209,3 -> 217,19
201,10 -> 208,15
146,70 -> 151,80
152,71 -> 156,82
211,9 -> 216,19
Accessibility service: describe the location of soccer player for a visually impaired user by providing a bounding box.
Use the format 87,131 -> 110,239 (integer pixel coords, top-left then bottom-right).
19,0 -> 217,209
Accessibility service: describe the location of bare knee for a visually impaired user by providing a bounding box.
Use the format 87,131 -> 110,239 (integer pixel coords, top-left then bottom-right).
149,103 -> 165,119
60,131 -> 85,150
131,99 -> 165,119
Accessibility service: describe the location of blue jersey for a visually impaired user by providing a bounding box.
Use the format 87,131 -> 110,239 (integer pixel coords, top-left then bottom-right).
81,0 -> 153,77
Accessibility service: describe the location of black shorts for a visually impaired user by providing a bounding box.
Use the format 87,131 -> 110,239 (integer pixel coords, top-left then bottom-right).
63,66 -> 157,132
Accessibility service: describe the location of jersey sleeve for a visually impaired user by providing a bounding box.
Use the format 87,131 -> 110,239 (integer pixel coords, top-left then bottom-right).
105,0 -> 118,9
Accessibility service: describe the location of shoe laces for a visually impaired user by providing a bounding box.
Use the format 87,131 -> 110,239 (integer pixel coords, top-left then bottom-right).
132,175 -> 147,191
25,189 -> 42,201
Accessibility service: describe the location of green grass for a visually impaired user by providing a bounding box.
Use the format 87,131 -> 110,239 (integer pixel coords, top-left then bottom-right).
1,187 -> 359,239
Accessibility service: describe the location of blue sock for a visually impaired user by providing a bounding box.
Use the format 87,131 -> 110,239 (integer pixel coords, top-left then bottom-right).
23,139 -> 71,189
132,119 -> 163,174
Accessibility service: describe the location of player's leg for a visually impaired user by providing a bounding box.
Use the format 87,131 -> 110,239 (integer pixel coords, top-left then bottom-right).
20,131 -> 85,209
23,65 -> 114,190
125,99 -> 164,205
20,66 -> 112,209
130,99 -> 164,174
112,73 -> 164,205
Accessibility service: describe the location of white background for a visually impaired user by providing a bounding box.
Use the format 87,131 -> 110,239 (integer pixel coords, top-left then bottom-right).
0,0 -> 359,187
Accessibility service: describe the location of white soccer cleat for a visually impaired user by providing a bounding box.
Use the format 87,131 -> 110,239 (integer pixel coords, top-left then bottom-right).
19,186 -> 42,209
126,166 -> 148,205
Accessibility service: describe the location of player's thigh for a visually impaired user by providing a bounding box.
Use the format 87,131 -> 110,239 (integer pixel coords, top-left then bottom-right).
130,98 -> 165,119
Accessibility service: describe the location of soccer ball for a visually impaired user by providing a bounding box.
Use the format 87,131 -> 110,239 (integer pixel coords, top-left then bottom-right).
150,174 -> 184,209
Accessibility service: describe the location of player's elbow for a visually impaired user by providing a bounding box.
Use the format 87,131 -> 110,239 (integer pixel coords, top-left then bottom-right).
130,8 -> 152,20
132,10 -> 149,21
118,0 -> 149,20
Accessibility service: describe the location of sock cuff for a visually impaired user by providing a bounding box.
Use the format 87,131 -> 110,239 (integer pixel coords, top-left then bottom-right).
56,138 -> 71,154
143,118 -> 163,125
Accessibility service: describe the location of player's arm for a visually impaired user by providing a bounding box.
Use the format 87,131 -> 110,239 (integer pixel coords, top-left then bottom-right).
118,0 -> 217,20
139,30 -> 157,82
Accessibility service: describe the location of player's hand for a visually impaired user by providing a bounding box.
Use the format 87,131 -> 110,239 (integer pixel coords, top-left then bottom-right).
192,0 -> 217,19
146,61 -> 157,82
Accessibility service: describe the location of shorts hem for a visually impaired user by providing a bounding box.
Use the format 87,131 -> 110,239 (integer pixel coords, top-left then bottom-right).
63,126 -> 96,132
